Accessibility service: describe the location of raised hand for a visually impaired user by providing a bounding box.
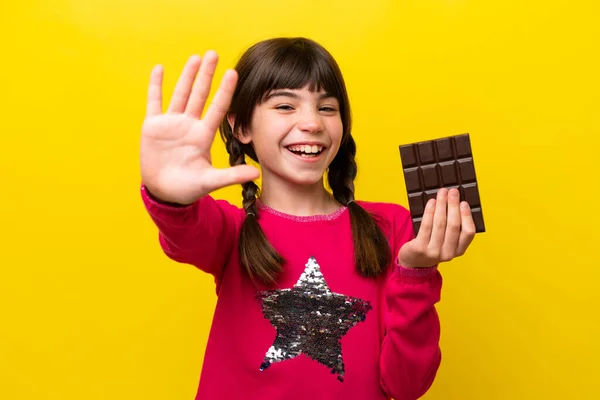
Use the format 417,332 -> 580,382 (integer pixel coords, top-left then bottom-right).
398,188 -> 476,269
140,51 -> 260,205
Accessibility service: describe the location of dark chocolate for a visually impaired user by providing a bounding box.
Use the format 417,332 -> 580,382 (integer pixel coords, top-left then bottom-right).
399,133 -> 485,236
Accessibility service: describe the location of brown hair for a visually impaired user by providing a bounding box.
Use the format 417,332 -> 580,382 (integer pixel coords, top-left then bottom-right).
219,37 -> 391,285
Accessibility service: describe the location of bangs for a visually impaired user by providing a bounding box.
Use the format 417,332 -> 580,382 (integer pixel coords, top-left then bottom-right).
252,43 -> 344,103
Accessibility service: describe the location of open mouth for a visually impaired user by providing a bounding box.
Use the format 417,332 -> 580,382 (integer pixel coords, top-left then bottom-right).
286,144 -> 324,158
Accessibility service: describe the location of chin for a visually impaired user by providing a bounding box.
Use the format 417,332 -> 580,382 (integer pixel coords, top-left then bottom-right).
261,155 -> 332,187
282,169 -> 327,186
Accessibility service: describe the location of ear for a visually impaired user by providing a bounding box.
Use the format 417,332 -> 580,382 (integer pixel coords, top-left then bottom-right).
227,113 -> 252,144
226,113 -> 235,132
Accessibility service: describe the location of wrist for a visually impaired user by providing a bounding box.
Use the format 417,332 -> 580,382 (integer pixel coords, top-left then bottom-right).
142,185 -> 194,208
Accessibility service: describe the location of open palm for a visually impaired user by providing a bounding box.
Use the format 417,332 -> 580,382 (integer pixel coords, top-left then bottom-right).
140,51 -> 259,205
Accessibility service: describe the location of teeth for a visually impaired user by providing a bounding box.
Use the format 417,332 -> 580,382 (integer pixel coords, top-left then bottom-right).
288,145 -> 323,154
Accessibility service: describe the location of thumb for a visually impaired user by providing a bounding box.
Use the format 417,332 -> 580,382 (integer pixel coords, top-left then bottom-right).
201,165 -> 261,192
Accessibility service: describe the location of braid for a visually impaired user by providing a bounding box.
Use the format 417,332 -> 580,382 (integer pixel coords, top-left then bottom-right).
328,135 -> 357,205
328,136 -> 392,278
242,181 -> 259,215
227,139 -> 260,216
224,132 -> 284,285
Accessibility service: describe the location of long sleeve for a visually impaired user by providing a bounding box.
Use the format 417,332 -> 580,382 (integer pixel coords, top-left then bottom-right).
140,185 -> 242,284
379,208 -> 443,400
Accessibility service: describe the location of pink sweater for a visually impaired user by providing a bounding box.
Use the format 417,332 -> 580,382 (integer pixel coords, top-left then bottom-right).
141,185 -> 442,400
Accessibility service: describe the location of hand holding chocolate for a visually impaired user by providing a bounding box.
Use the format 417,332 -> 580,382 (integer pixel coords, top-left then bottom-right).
399,133 -> 485,236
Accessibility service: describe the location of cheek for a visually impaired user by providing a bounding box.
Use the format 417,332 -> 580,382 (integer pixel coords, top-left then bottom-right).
328,119 -> 344,143
327,120 -> 344,158
252,118 -> 290,146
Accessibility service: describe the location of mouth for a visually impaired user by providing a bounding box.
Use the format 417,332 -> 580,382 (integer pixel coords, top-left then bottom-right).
285,144 -> 325,159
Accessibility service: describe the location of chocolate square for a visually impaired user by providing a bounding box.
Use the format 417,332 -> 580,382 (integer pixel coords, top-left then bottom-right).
399,133 -> 485,236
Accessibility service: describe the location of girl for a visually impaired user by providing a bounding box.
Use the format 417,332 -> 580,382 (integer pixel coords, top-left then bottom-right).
140,37 -> 475,400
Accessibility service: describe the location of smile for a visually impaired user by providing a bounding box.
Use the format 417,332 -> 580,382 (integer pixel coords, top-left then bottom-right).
285,144 -> 324,158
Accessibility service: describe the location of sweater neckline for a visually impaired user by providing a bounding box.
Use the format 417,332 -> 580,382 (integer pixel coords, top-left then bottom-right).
256,199 -> 348,223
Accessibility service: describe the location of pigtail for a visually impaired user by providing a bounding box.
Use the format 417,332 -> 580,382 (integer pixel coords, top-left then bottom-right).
225,133 -> 284,285
328,135 -> 392,278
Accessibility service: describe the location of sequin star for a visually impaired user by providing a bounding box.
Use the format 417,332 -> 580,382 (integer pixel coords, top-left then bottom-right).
257,256 -> 372,382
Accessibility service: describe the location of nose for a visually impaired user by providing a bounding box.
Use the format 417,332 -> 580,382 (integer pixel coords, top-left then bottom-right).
297,109 -> 324,133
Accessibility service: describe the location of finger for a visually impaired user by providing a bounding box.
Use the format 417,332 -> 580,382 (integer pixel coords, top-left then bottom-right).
428,188 -> 448,250
456,201 -> 476,255
440,188 -> 461,260
146,65 -> 164,117
201,165 -> 260,192
202,69 -> 239,135
167,55 -> 202,113
416,198 -> 436,242
185,50 -> 219,118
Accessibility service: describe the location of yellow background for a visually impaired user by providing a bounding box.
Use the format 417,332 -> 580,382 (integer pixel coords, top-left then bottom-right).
1,0 -> 599,399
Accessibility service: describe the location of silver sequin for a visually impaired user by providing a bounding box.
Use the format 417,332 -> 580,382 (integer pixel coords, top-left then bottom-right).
257,257 -> 372,382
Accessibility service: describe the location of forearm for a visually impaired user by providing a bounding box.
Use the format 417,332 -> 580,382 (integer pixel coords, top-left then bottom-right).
141,184 -> 237,277
380,266 -> 443,400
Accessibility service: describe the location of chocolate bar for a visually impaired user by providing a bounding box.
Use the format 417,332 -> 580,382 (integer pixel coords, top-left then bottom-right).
398,133 -> 485,236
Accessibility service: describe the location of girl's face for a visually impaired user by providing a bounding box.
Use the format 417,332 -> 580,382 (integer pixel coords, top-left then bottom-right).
238,85 -> 344,187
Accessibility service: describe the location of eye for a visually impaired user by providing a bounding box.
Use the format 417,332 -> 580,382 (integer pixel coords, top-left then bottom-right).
319,106 -> 338,113
275,105 -> 294,111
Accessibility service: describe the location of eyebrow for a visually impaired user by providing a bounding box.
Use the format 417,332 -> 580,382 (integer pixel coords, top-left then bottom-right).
264,90 -> 337,101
